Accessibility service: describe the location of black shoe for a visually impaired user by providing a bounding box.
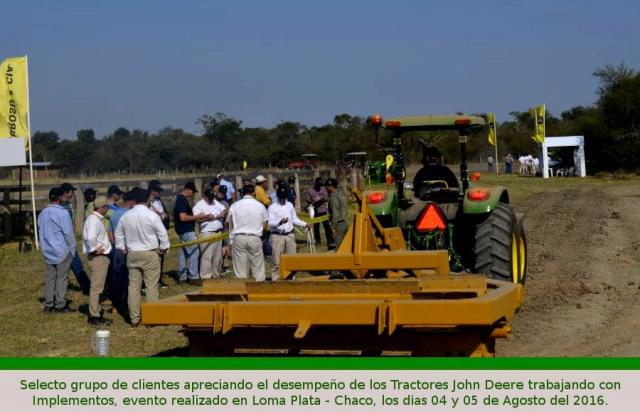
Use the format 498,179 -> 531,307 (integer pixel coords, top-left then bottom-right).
55,305 -> 76,313
43,307 -> 55,314
158,280 -> 169,289
88,316 -> 112,326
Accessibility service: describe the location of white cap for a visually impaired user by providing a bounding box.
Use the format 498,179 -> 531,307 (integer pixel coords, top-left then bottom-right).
255,175 -> 266,183
96,330 -> 111,338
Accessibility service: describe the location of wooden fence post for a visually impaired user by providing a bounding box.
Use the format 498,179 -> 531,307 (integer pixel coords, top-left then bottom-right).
267,174 -> 274,192
235,175 -> 243,199
194,178 -> 203,202
74,185 -> 85,233
294,172 -> 301,211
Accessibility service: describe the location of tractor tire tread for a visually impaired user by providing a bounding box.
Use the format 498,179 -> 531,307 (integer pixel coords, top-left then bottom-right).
473,203 -> 516,282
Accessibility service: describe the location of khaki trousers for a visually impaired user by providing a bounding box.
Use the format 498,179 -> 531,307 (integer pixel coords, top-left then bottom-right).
232,235 -> 265,282
270,233 -> 296,280
87,254 -> 110,318
127,250 -> 161,324
199,232 -> 223,279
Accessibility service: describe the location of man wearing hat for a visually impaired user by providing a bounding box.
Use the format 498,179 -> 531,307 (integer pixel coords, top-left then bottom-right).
267,186 -> 308,280
58,182 -> 91,295
114,187 -> 170,327
227,184 -> 268,281
173,181 -> 206,284
38,187 -> 77,313
326,178 -> 348,249
254,175 -> 272,258
82,196 -> 112,326
254,175 -> 271,207
193,189 -> 228,279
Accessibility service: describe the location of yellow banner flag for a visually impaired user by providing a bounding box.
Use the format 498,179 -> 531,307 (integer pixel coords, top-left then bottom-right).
0,57 -> 30,144
528,104 -> 545,143
487,112 -> 497,146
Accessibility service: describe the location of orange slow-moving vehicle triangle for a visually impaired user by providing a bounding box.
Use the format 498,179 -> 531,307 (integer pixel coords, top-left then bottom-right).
416,204 -> 446,231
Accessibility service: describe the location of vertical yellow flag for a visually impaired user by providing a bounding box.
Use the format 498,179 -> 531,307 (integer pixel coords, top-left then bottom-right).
0,56 -> 30,145
528,104 -> 545,143
487,112 -> 497,146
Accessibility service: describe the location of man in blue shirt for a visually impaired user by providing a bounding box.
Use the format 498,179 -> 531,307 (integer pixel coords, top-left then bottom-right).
109,190 -> 135,309
174,182 -> 206,284
58,182 -> 91,295
38,187 -> 77,313
217,174 -> 236,202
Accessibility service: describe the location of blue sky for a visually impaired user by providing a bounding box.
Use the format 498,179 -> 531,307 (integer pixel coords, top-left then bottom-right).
2,0 -> 639,139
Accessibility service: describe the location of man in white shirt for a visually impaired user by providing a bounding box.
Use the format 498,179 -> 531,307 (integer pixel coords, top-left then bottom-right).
114,187 -> 170,327
82,196 -> 113,327
268,187 -> 307,280
227,185 -> 268,281
193,189 -> 228,279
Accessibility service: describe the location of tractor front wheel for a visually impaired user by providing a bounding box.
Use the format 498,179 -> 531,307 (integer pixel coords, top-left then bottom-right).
473,203 -> 523,283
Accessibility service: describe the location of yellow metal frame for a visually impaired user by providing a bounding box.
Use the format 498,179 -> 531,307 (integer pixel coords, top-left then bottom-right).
141,191 -> 525,356
280,192 -> 449,279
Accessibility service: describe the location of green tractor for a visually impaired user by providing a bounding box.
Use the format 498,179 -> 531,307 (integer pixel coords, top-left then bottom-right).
363,114 -> 527,284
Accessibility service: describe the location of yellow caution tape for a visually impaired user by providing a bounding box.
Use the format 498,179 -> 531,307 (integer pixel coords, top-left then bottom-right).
169,215 -> 330,249
169,232 -> 229,249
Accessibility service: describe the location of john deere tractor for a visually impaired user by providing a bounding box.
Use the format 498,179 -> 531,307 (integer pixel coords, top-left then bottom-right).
364,114 -> 527,284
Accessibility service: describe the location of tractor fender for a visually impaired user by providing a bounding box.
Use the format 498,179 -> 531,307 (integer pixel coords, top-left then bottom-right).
362,188 -> 398,225
462,186 -> 509,214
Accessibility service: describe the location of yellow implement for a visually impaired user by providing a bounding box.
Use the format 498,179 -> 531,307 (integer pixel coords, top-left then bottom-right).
142,192 -> 524,356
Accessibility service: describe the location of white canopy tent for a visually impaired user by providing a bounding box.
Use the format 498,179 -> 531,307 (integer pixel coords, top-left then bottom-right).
541,136 -> 586,178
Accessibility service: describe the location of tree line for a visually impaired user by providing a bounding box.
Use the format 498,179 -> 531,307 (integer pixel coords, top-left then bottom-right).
24,63 -> 640,176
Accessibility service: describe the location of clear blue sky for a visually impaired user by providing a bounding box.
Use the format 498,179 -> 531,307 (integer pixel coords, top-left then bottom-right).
2,0 -> 639,139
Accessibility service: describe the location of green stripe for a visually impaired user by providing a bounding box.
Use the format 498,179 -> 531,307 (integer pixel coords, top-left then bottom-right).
1,358 -> 638,370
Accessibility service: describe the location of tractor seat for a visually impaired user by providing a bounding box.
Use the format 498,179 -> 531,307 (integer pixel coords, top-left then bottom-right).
413,164 -> 459,199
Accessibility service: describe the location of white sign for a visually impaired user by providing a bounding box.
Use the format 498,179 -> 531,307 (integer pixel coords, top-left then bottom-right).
0,138 -> 27,167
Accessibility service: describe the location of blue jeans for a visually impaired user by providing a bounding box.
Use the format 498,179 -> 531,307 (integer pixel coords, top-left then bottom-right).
109,249 -> 129,305
71,253 -> 91,295
178,232 -> 200,280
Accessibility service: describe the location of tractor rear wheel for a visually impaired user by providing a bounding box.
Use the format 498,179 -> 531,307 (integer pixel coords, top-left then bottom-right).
473,203 -> 520,283
517,220 -> 527,284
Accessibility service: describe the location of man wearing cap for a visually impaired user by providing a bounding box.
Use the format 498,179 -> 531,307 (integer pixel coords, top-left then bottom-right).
193,189 -> 228,279
174,181 -> 206,284
268,186 -> 307,280
109,191 -> 135,309
38,187 -> 77,313
83,188 -> 97,219
306,177 -> 333,248
114,187 -> 170,327
83,196 -> 113,326
217,173 -> 236,202
326,178 -> 348,249
227,184 -> 268,281
254,175 -> 271,207
148,180 -> 169,229
59,182 -> 91,295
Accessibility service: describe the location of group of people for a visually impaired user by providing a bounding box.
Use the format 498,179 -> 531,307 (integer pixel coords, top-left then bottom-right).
37,173 -> 349,327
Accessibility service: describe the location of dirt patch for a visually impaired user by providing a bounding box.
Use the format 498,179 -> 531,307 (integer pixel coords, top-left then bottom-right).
498,183 -> 640,356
